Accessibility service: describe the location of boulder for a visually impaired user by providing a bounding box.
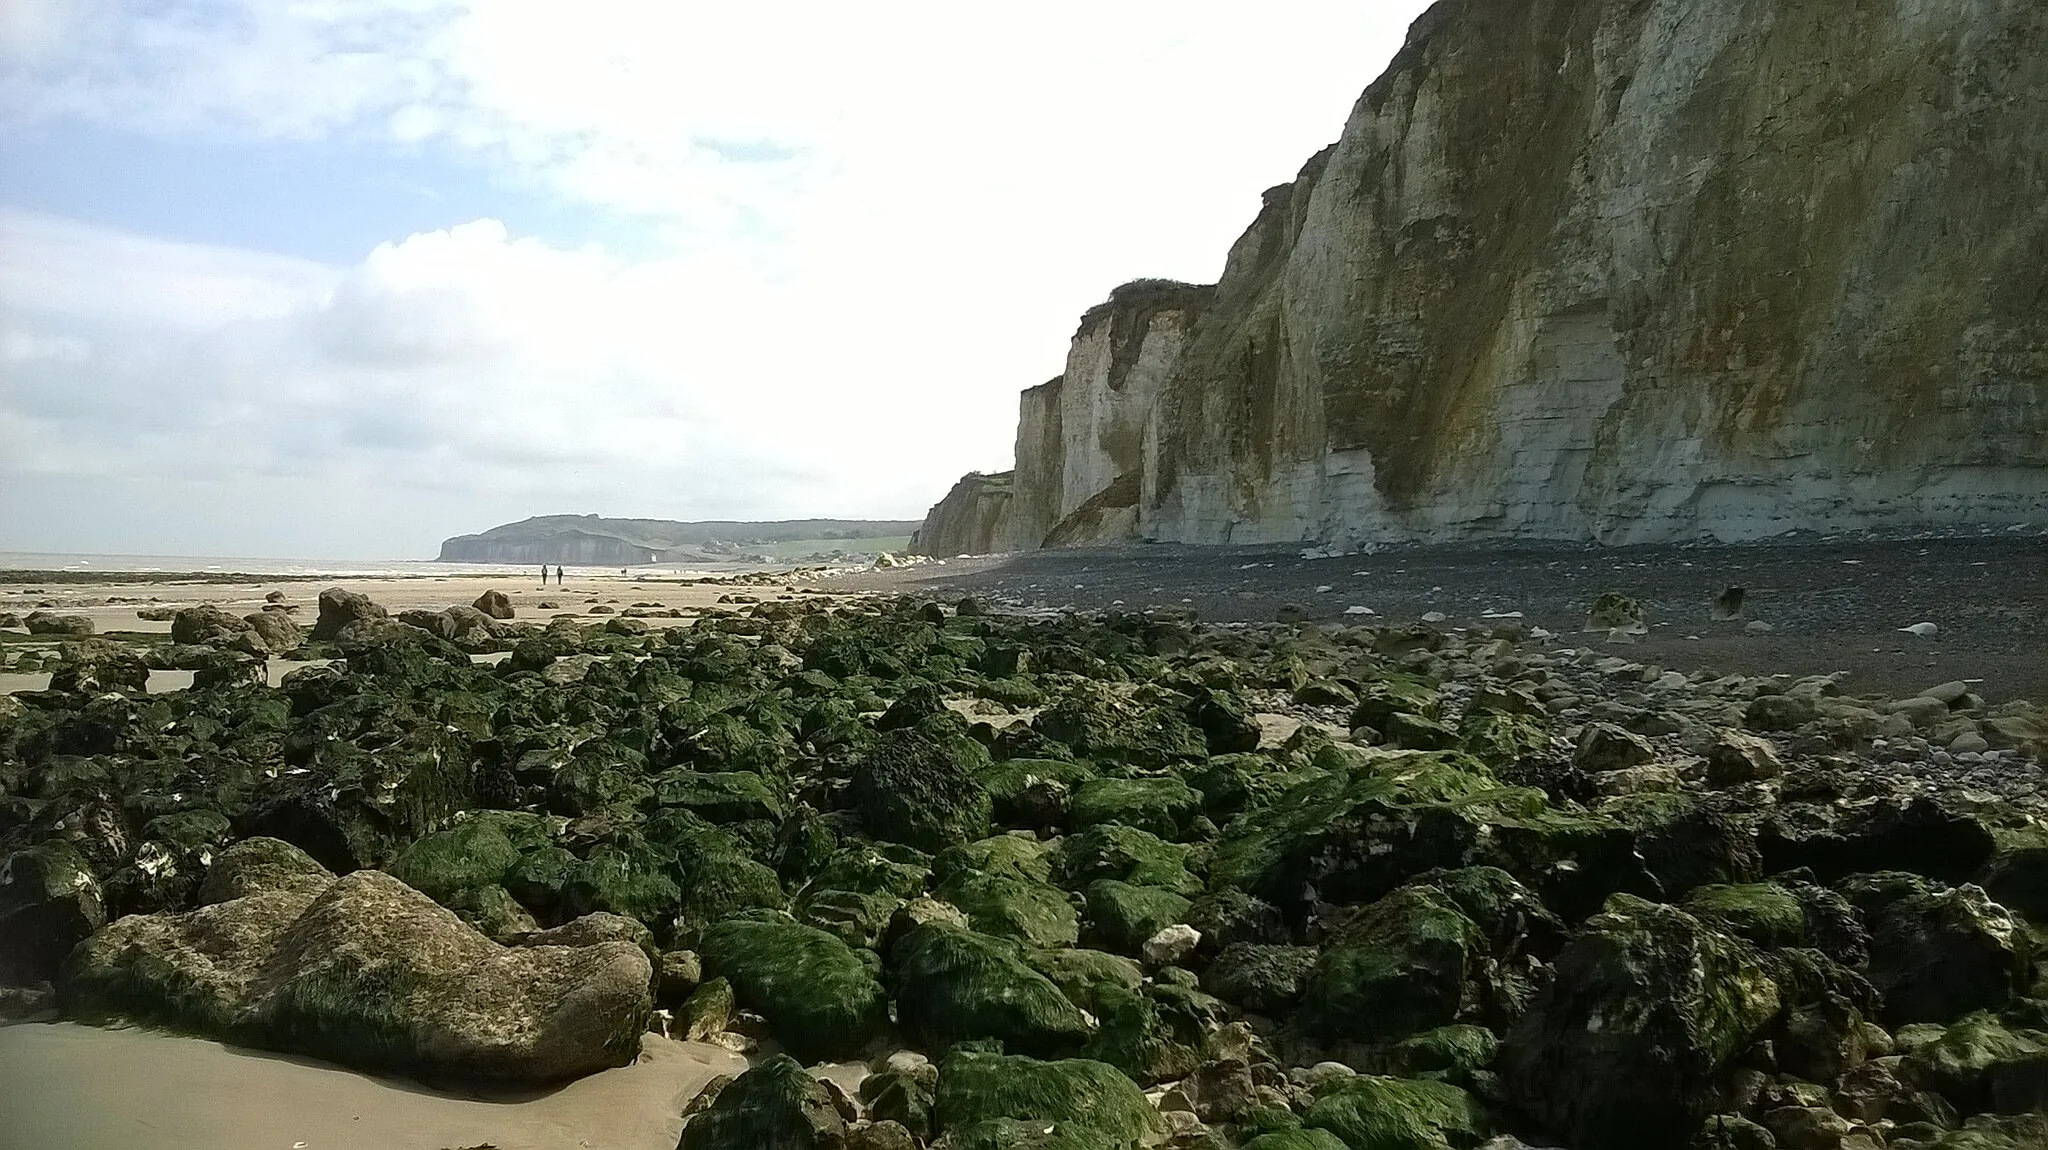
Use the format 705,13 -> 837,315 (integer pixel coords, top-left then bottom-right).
1838,873 -> 2026,1027
1499,895 -> 1781,1150
851,730 -> 992,853
678,1054 -> 846,1150
1900,1011 -> 2048,1117
933,867 -> 1080,951
1759,796 -> 1996,884
473,589 -> 516,619
1069,776 -> 1205,839
61,837 -> 652,1082
311,586 -> 389,640
47,639 -> 150,694
1574,723 -> 1656,772
1302,883 -> 1482,1043
170,604 -> 251,647
242,610 -> 304,653
0,842 -> 107,985
24,611 -> 94,636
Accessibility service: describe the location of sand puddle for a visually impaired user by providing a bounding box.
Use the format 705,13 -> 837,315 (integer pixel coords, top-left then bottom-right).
0,1021 -> 745,1150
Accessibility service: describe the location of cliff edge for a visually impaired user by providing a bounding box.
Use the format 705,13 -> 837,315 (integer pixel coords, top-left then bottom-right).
915,0 -> 2048,554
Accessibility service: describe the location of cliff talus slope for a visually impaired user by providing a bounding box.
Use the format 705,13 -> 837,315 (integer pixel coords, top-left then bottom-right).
916,0 -> 2048,554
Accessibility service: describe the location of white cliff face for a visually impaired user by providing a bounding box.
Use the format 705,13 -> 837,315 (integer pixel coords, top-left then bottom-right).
921,0 -> 2048,552
1139,0 -> 2048,546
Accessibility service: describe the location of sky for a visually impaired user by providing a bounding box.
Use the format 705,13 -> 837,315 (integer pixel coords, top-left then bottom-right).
0,1 -> 1434,559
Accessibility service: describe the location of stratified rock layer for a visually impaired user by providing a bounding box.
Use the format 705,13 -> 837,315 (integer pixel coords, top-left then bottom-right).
918,0 -> 2048,552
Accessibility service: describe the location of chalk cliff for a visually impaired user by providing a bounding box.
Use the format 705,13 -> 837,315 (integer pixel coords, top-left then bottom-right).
915,0 -> 2048,554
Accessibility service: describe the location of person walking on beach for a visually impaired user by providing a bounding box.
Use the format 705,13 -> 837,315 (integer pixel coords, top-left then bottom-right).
555,565 -> 566,586
540,565 -> 548,587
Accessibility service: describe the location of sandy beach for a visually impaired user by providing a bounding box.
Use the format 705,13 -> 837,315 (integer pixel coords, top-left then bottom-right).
0,569 -> 861,694
0,1022 -> 747,1150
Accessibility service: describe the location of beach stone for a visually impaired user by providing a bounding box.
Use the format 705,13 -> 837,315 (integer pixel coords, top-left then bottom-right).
657,949 -> 703,1004
311,586 -> 389,640
1705,730 -> 1783,787
23,611 -> 94,636
1745,692 -> 1819,732
1142,923 -> 1201,967
1574,723 -> 1656,772
678,1054 -> 846,1150
1585,592 -> 1646,635
61,837 -> 652,1082
1499,895 -> 1780,1150
472,589 -> 515,619
242,609 -> 303,653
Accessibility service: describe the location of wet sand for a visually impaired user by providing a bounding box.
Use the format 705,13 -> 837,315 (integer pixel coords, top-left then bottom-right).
0,1022 -> 746,1150
853,535 -> 2048,702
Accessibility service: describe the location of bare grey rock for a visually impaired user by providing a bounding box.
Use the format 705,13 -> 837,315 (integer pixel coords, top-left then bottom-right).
61,837 -> 652,1083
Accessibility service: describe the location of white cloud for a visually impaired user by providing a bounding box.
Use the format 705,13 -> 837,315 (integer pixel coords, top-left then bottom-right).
0,1 -> 1435,555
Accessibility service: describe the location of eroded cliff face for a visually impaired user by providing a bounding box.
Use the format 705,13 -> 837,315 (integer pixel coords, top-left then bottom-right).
910,471 -> 1014,557
919,0 -> 2048,552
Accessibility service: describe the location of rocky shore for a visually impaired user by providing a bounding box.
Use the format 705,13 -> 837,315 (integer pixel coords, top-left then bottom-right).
3,585 -> 2045,1149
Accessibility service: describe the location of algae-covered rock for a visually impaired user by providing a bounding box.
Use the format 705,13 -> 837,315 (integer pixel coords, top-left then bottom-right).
1245,1132 -> 1350,1150
1839,872 -> 2027,1026
1053,823 -> 1200,895
62,839 -> 651,1082
1204,943 -> 1319,1013
1349,675 -> 1443,733
935,867 -> 1081,951
980,758 -> 1099,829
1084,879 -> 1192,955
852,730 -> 993,852
1498,895 -> 1781,1150
699,918 -> 889,1061
1383,1024 -> 1499,1084
1899,1011 -> 2048,1117
1301,883 -> 1482,1042
1082,979 -> 1226,1084
678,1053 -> 846,1150
1212,752 -> 1632,920
1069,776 -> 1205,840
890,922 -> 1094,1056
48,638 -> 150,694
1302,1074 -> 1489,1150
0,841 -> 106,984
1026,947 -> 1145,1016
933,1050 -> 1156,1147
1682,883 -> 1810,949
1033,690 -> 1208,767
1186,686 -> 1263,754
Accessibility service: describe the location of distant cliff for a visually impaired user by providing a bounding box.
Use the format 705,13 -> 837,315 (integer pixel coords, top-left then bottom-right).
916,0 -> 2048,554
439,515 -> 920,564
